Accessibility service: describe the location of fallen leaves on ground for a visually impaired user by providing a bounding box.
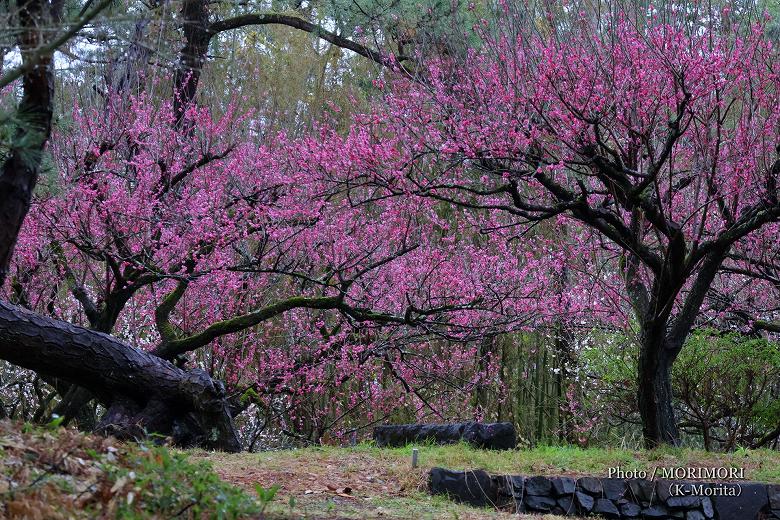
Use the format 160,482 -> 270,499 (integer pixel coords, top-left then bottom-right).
0,420 -> 125,519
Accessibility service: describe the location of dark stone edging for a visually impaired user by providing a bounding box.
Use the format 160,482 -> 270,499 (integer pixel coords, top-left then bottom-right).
429,468 -> 780,519
373,422 -> 516,450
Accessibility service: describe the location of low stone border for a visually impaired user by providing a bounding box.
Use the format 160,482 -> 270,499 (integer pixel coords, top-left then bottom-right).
373,422 -> 516,450
429,468 -> 780,519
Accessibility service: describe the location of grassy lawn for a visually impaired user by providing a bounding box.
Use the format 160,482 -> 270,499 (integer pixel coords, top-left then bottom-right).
1,418 -> 778,519
189,443 -> 780,519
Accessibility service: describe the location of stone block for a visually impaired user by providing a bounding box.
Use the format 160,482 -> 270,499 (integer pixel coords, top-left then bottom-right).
593,498 -> 620,518
602,477 -> 627,500
627,478 -> 656,503
711,482 -> 768,520
428,467 -> 497,507
551,476 -> 576,496
575,491 -> 595,513
769,484 -> 780,510
524,494 -> 556,512
620,501 -> 642,517
526,475 -> 553,496
578,476 -> 603,495
667,495 -> 701,509
374,422 -> 516,449
557,495 -> 576,515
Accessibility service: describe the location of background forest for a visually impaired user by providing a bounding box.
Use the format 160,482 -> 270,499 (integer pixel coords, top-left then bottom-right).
1,0 -> 780,455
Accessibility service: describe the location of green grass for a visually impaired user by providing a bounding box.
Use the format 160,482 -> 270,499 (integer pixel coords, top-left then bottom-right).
7,418 -> 775,519
270,491 -> 520,520
193,441 -> 780,519
0,420 -> 263,519
242,441 -> 780,482
435,442 -> 775,481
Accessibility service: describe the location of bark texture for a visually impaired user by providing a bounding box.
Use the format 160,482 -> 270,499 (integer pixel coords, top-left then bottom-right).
374,422 -> 517,450
0,0 -> 54,287
637,336 -> 680,447
0,301 -> 241,451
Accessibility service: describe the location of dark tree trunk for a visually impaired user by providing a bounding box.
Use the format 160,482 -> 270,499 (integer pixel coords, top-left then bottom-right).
0,0 -> 54,287
51,385 -> 97,429
173,0 -> 210,126
0,301 -> 241,451
634,248 -> 728,448
637,327 -> 681,448
48,297 -> 131,428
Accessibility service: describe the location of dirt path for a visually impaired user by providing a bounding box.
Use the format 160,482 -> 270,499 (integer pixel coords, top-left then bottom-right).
192,449 -> 574,519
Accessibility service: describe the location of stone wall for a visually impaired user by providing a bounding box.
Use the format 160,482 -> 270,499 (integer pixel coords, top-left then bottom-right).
373,422 -> 516,450
429,468 -> 780,519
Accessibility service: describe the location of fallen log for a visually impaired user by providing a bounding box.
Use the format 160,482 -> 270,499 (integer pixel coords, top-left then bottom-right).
0,301 -> 240,451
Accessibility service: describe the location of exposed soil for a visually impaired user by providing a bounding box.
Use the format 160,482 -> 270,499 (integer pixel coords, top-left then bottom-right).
193,448 -> 575,519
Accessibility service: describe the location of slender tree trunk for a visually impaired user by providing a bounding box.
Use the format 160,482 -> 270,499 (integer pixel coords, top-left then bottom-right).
637,326 -> 680,448
702,418 -> 712,451
173,0 -> 210,126
51,386 -> 96,428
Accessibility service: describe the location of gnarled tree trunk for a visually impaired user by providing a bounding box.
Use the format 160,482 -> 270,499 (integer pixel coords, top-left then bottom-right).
0,0 -> 54,287
0,301 -> 241,451
637,332 -> 680,447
